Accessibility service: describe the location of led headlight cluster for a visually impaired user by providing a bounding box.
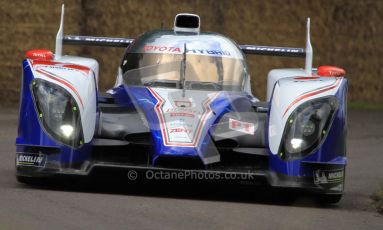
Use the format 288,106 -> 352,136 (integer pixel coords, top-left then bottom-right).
278,96 -> 339,161
31,79 -> 84,148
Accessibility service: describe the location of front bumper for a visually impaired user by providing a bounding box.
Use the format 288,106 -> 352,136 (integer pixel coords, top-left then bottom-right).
16,159 -> 345,195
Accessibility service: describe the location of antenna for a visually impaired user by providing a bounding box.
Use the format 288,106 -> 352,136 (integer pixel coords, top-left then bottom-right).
55,4 -> 65,60
181,43 -> 187,98
305,18 -> 313,76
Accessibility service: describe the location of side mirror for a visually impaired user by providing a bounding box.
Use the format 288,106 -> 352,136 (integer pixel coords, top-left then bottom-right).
317,66 -> 346,77
25,49 -> 54,61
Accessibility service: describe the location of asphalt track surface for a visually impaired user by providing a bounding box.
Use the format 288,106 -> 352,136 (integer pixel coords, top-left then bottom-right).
0,106 -> 382,230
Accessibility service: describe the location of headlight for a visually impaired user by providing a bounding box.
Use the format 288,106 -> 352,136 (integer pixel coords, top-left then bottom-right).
279,96 -> 338,161
31,79 -> 84,148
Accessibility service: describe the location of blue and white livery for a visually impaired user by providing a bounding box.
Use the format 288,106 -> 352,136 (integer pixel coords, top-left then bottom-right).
16,5 -> 347,204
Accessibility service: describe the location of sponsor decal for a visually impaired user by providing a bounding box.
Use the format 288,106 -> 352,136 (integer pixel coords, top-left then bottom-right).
16,153 -> 46,167
169,128 -> 192,134
144,45 -> 181,53
165,108 -> 200,118
317,66 -> 346,77
32,60 -> 91,76
314,169 -> 344,185
65,36 -> 133,44
169,112 -> 195,118
241,45 -> 303,53
187,49 -> 231,56
174,100 -> 192,108
166,121 -> 192,128
143,45 -> 231,57
229,118 -> 255,135
25,49 -> 54,60
148,88 -> 219,147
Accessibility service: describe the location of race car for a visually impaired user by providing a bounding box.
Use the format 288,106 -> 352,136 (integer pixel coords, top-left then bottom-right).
16,5 -> 347,203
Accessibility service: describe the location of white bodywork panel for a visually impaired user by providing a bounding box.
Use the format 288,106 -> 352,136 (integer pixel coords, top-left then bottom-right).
268,76 -> 343,154
266,68 -> 308,101
58,55 -> 99,86
30,57 -> 98,143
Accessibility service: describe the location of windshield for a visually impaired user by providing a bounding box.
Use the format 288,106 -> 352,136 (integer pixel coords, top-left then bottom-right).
123,53 -> 245,91
121,30 -> 247,91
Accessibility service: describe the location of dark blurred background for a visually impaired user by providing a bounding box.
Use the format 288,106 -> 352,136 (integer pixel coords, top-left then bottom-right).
1,0 -> 382,104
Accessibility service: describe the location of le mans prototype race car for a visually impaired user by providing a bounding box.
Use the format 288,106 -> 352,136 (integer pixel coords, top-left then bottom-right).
16,5 -> 347,203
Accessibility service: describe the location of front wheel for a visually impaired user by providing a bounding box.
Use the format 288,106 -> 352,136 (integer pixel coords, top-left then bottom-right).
16,175 -> 48,186
317,194 -> 342,204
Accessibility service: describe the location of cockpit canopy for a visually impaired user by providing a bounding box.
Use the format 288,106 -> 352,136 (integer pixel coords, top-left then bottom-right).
121,30 -> 248,91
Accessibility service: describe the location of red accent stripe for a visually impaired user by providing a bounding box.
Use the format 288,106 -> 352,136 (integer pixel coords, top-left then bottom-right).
31,60 -> 61,66
36,69 -> 84,108
147,88 -> 169,145
282,79 -> 341,117
32,60 -> 90,75
294,76 -> 320,80
62,64 -> 90,75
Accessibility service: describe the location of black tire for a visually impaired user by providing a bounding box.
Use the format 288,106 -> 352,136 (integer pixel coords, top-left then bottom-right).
16,176 -> 48,186
317,194 -> 342,204
269,188 -> 297,204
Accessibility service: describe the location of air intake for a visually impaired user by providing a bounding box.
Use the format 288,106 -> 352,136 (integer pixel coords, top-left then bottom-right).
174,13 -> 200,33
